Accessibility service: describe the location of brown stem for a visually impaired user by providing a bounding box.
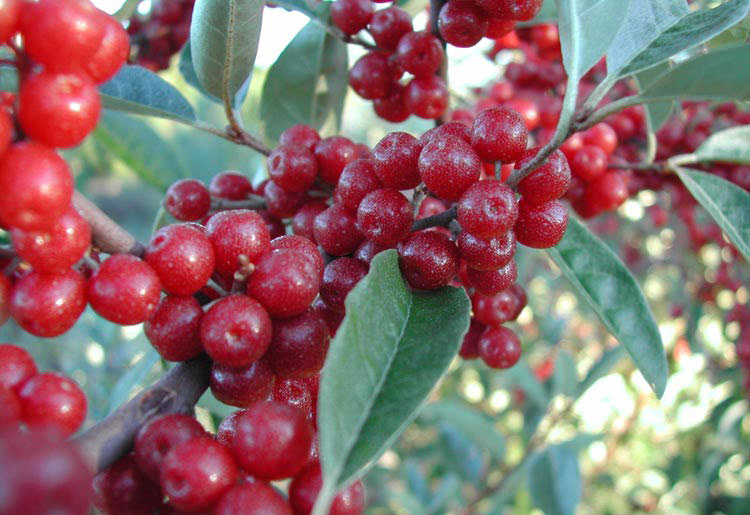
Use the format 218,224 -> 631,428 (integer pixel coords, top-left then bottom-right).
73,355 -> 211,473
211,194 -> 267,212
411,205 -> 457,231
72,190 -> 146,257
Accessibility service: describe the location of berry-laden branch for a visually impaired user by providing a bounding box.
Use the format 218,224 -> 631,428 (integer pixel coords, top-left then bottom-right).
72,190 -> 146,257
412,204 -> 457,231
74,355 -> 211,473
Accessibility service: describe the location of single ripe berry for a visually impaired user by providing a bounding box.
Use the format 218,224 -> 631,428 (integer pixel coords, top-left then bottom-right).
570,145 -> 608,182
19,71 -> 101,148
405,76 -> 449,120
18,372 -> 86,436
206,209 -> 271,280
0,142 -> 73,231
11,208 -> 90,273
585,171 -> 628,211
87,255 -> 161,325
438,1 -> 488,48
271,234 -> 326,280
232,401 -> 313,480
513,199 -> 569,248
330,0 -> 374,35
267,309 -> 330,378
85,13 -> 130,84
216,411 -> 244,448
516,148 -> 571,205
92,454 -> 163,515
372,132 -> 422,190
134,414 -> 206,481
471,289 -> 520,326
214,481 -> 294,515
471,107 -> 528,163
247,249 -> 321,319
475,0 -> 543,21
396,31 -> 444,78
486,17 -> 516,38
268,144 -> 319,193
398,231 -> 459,290
466,260 -> 517,295
459,319 -> 485,359
0,0 -> 21,44
420,121 -> 472,146
144,295 -> 203,362
457,230 -> 516,271
457,179 -> 518,238
314,136 -> 357,185
349,52 -> 395,100
209,171 -> 254,200
145,223 -> 215,295
373,84 -> 411,123
164,179 -> 211,221
313,204 -> 364,256
357,189 -> 414,246
263,180 -> 308,219
289,462 -> 366,515
478,326 -> 522,369
293,201 -> 329,242
418,135 -> 482,201
582,122 -> 618,156
335,160 -> 383,212
200,295 -> 273,368
320,257 -> 369,313
280,124 -> 321,152
161,437 -> 238,512
505,97 -> 540,131
368,6 -> 412,51
0,343 -> 37,392
273,378 -> 315,423
10,269 -> 87,337
354,239 -> 392,265
210,359 -> 276,408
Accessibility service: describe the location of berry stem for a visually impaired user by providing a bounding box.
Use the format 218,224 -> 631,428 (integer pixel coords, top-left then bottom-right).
72,190 -> 146,257
192,121 -> 272,156
73,355 -> 211,473
211,194 -> 267,212
411,204 -> 457,231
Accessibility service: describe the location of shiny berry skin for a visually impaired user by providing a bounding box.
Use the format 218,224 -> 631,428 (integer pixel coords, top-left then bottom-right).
0,427 -> 92,515
335,159 -> 382,212
312,298 -> 345,335
289,462 -> 366,515
459,319 -> 485,359
476,0 -> 542,20
12,209 -> 90,273
0,142 -> 73,231
144,295 -> 203,362
372,132 -> 422,190
514,199 -> 569,248
0,109 -> 12,156
505,97 -> 540,131
134,414 -> 206,481
0,386 -> 21,426
399,231 -> 459,290
357,189 -> 414,246
585,171 -> 628,211
373,84 -> 411,123
349,52 -> 394,100
330,0 -> 374,35
314,136 -> 357,185
419,135 -> 482,201
396,31 -> 444,78
582,122 -> 618,156
280,124 -> 321,152
420,121 -> 472,146
457,179 -> 518,238
0,275 -> 8,326
570,145 -> 608,182
466,260 -> 517,295
268,144 -> 319,193
320,257 -> 369,312
10,269 -> 86,337
164,179 -> 211,221
232,401 -> 313,480
516,148 -> 571,205
92,454 -> 162,515
271,234 -> 326,280
210,171 -> 254,200
248,249 -> 321,319
293,201 -> 329,241
264,180 -> 308,219
486,17 -> 516,38
354,239 -> 392,265
368,6 -> 412,51
438,1 -> 488,48
0,0 -> 20,43
20,0 -> 105,72
215,482 -> 294,515
405,76 -> 449,119
161,437 -> 238,512
0,343 -> 37,392
268,309 -> 330,378
145,224 -> 214,295
19,71 -> 100,148
471,107 -> 528,163
85,13 -> 130,84
18,372 -> 86,436
457,230 -> 515,271
206,209 -> 271,280
216,411 -> 243,448
210,359 -> 276,408
273,378 -> 314,421
471,289 -> 520,326
88,255 -> 162,325
313,204 -> 364,256
478,326 -> 521,369
201,295 -> 272,367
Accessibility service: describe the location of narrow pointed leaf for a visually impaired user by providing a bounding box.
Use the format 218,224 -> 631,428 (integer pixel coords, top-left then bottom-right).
179,42 -> 218,102
695,125 -> 750,165
547,216 -> 667,397
528,445 -> 581,515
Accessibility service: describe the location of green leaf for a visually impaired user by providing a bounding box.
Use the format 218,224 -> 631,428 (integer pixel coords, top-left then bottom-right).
577,345 -> 626,395
639,44 -> 750,102
0,65 -> 17,92
107,348 -> 160,415
635,61 -> 674,133
268,0 -> 327,19
674,167 -> 750,261
528,445 -> 582,515
547,216 -> 667,397
420,400 -> 506,461
504,361 -> 549,409
438,423 -> 484,482
260,19 -> 348,142
695,125 -> 750,165
179,42 -> 218,102
190,0 -> 264,109
620,0 -> 750,77
99,65 -> 197,123
552,350 -> 578,397
315,250 -> 470,513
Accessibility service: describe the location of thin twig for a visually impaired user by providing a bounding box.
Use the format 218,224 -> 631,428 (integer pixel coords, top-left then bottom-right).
411,205 -> 457,231
211,194 -> 267,212
72,190 -> 146,257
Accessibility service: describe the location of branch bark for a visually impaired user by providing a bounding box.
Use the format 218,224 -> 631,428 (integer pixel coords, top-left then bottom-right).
72,190 -> 146,257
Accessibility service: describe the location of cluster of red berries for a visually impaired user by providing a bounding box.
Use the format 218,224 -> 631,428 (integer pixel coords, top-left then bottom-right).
94,408 -> 364,514
127,0 -> 195,71
437,0 -> 543,48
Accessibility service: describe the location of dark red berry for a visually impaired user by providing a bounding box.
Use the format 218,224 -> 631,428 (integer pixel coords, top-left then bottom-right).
214,481 -> 294,515
0,343 -> 37,392
264,180 -> 308,218
209,171 -> 253,200
0,275 -> 8,326
272,378 -> 315,422
486,17 -> 516,38
349,52 -> 395,100
457,230 -> 515,271
354,239 -> 392,265
0,386 -> 21,426
247,249 -> 321,319
357,189 -> 414,246
289,462 -> 365,515
320,257 -> 369,313
373,84 -> 411,123
210,359 -> 276,408
516,148 -> 571,205
398,231 -> 459,290
405,76 -> 449,119
457,179 -> 518,238
206,209 -> 271,280
164,179 -> 211,221
216,411 -> 244,448
267,309 -> 330,378
313,204 -> 364,256
582,122 -> 618,156
92,454 -> 162,515
88,255 -> 161,325
368,6 -> 412,51
134,414 -> 206,481
471,107 -> 528,163
314,136 -> 357,185
144,295 -> 203,362
514,199 -> 568,248
438,1 -> 488,48
459,319 -> 485,359
18,372 -> 86,436
331,0 -> 374,35
570,145 -> 608,182
372,132 -> 422,190
466,260 -> 517,295
145,223 -> 214,295
471,289 -> 520,326
335,159 -> 383,212
419,135 -> 482,201
475,0 -> 542,21
280,124 -> 321,152
396,31 -> 444,78
293,201 -> 329,242
420,121 -> 472,146
478,326 -> 521,369
271,234 -> 325,280
268,144 -> 319,193
585,171 -> 628,211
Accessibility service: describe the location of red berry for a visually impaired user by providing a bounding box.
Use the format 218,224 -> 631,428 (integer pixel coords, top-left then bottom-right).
438,1 -> 488,48
264,179 -> 308,219
405,76 -> 449,119
312,297 -> 345,335
272,378 -> 315,422
0,386 -> 21,426
354,240 -> 392,265
214,481 -> 294,515
145,224 -> 214,295
330,0 -> 374,35
280,125 -> 321,152
18,372 -> 86,436
93,454 -> 162,515
582,122 -> 618,156
0,109 -> 12,156
320,257 -> 368,313
420,121 -> 472,146
85,13 -> 129,84
314,136 -> 357,185
471,289 -> 520,326
585,171 -> 628,211
247,249 -> 321,319
349,52 -> 395,100
289,462 -> 365,515
0,275 -> 8,326
514,199 -> 568,248
459,319 -> 485,359
504,98 -> 539,131
368,6 -> 412,51
201,295 -> 272,367
216,410 -> 243,448
335,159 -> 383,212
357,189 -> 414,246
486,17 -> 516,38
134,414 -> 206,481
144,295 -> 203,362
478,326 -> 521,369
268,144 -> 319,193
293,201 -> 329,242
0,0 -> 20,43
164,179 -> 211,221
457,230 -> 515,271
271,234 -> 325,280
232,401 -> 313,480
313,204 -> 364,256
161,437 -> 238,512
396,31 -> 444,78
373,84 -> 411,123
570,145 -> 608,182
207,209 -> 271,280
0,344 -> 37,392
210,359 -> 276,408
516,148 -> 571,205
457,179 -> 518,237
471,107 -> 528,163
466,260 -> 517,295
11,208 -> 90,273
209,171 -> 254,200
419,135 -> 482,201
88,255 -> 161,325
475,0 -> 542,21
398,231 -> 459,290
268,309 -> 330,378
372,132 -> 422,190
10,269 -> 86,337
